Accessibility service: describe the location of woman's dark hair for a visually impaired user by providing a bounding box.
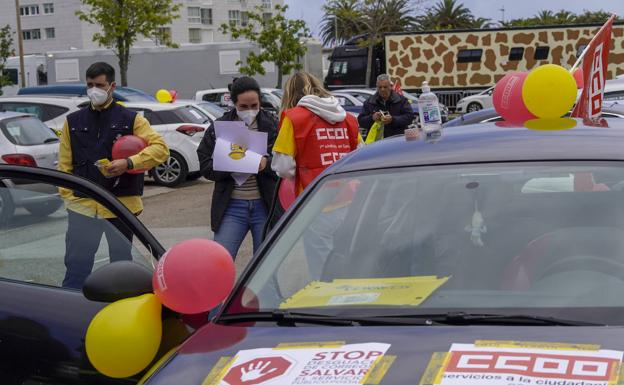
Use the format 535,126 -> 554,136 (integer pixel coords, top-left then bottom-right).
228,76 -> 261,104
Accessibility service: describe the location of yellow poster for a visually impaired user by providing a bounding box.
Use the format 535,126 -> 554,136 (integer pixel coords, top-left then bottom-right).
280,276 -> 449,309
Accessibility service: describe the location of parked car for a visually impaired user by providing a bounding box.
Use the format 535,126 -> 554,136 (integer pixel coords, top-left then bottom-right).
455,86 -> 494,114
443,102 -> 624,128
124,102 -> 213,187
194,88 -> 282,115
192,101 -> 225,120
332,92 -> 364,116
7,118 -> 624,384
0,112 -> 62,219
338,88 -> 449,123
604,78 -> 624,102
0,95 -> 88,134
17,84 -> 156,102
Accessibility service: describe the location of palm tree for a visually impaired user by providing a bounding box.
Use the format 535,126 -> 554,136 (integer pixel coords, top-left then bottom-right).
416,0 -> 475,30
531,10 -> 556,25
554,10 -> 576,24
319,0 -> 365,47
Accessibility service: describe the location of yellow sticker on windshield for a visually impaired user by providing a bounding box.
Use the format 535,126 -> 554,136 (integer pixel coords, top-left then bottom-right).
279,276 -> 449,309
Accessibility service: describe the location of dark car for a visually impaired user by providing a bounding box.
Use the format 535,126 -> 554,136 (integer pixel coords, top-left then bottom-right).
8,119 -> 624,385
18,84 -> 156,102
142,118 -> 624,384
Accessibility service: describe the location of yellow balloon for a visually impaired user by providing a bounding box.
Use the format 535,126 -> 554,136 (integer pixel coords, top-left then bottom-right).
522,64 -> 577,119
86,294 -> 162,378
524,118 -> 577,131
155,89 -> 172,103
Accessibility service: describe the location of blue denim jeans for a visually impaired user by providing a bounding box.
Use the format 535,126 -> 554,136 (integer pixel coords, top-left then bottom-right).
214,199 -> 268,260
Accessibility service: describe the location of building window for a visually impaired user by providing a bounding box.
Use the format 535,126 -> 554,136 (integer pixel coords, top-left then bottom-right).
189,28 -> 201,43
188,7 -> 201,23
201,8 -> 212,25
534,46 -> 550,60
45,27 -> 55,39
457,49 -> 483,63
154,27 -> 171,45
229,10 -> 241,26
20,5 -> 40,16
508,47 -> 524,61
262,0 -> 271,9
22,29 -> 41,40
241,12 -> 249,26
262,12 -> 272,23
43,3 -> 54,14
576,44 -> 588,58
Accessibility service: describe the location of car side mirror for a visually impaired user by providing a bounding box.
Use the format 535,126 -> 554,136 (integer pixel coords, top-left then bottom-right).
83,261 -> 154,302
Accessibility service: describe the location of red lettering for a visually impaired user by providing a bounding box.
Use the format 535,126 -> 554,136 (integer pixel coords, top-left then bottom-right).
366,351 -> 383,360
345,351 -> 365,360
313,352 -> 327,360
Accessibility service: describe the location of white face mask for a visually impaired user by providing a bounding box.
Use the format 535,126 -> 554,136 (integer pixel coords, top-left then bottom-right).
87,86 -> 111,106
237,109 -> 259,126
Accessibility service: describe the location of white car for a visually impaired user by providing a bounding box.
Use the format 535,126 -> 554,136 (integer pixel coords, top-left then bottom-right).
604,78 -> 624,102
124,102 -> 213,187
194,88 -> 282,115
0,111 -> 63,220
455,86 -> 494,114
0,96 -> 88,134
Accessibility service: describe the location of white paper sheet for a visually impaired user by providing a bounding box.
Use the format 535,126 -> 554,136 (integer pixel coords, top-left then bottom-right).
213,121 -> 268,174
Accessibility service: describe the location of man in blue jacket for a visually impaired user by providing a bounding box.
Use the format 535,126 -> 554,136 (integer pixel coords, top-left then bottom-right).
358,74 -> 415,138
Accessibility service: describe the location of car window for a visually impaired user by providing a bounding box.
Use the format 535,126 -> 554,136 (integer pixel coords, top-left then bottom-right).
197,102 -> 225,119
231,162 -> 624,324
155,106 -> 209,125
605,91 -> 624,102
0,176 -> 155,288
0,116 -> 58,146
201,93 -> 221,103
351,93 -> 369,103
128,108 -> 162,125
0,102 -> 69,122
335,96 -> 354,107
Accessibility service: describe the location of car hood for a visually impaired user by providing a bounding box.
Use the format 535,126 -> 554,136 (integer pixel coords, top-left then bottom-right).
144,323 -> 624,384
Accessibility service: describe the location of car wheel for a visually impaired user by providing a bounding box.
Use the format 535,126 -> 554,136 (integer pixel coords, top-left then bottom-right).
24,199 -> 62,217
151,151 -> 188,187
467,102 -> 482,113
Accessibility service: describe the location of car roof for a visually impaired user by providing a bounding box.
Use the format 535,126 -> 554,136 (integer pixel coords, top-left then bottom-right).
329,119 -> 624,174
0,111 -> 32,120
123,101 -> 195,111
18,85 -> 154,101
196,88 -> 281,94
0,95 -> 89,104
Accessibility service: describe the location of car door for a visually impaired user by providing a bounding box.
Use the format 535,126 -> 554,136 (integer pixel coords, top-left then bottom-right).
0,165 -> 165,385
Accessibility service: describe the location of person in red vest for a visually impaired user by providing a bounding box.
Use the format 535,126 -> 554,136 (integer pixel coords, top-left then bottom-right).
272,71 -> 362,279
271,71 -> 362,195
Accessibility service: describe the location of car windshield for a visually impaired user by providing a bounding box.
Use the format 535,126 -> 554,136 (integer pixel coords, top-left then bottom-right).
1,116 -> 58,146
115,87 -> 156,102
197,102 -> 225,119
167,106 -> 209,124
228,162 -> 624,323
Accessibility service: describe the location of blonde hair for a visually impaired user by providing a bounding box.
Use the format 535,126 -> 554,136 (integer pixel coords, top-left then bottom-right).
281,71 -> 332,112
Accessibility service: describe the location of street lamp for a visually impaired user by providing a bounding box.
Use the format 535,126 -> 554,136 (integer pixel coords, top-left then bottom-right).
14,0 -> 26,88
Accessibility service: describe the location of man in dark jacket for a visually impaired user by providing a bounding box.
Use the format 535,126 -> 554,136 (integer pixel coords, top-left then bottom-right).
358,74 -> 415,138
197,77 -> 281,259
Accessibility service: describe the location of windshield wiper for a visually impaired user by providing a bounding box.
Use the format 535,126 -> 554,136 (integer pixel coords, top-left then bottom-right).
377,312 -> 604,326
218,310 -> 440,327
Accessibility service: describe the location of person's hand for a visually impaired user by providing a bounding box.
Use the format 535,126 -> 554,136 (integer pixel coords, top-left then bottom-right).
258,156 -> 268,172
383,115 -> 393,125
373,111 -> 382,122
106,159 -> 129,177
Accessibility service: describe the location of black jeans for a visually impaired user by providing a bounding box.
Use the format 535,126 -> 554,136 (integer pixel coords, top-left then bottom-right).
62,210 -> 133,289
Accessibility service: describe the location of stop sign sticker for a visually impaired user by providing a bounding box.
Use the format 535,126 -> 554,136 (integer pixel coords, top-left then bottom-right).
223,356 -> 294,385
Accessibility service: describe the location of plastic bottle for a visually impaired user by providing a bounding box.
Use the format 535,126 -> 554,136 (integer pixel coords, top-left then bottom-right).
417,81 -> 442,134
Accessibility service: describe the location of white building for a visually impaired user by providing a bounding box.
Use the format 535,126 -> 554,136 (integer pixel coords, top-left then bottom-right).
0,0 -> 283,55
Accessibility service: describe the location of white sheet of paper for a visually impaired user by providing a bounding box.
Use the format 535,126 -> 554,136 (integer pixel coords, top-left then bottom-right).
231,172 -> 251,186
213,121 -> 267,173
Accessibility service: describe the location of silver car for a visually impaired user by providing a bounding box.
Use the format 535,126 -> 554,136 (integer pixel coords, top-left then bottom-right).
0,111 -> 62,220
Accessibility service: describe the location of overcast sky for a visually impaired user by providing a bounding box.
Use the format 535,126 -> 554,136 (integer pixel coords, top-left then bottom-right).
284,0 -> 621,38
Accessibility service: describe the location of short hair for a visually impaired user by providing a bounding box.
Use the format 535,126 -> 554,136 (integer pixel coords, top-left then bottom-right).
376,74 -> 392,84
228,76 -> 261,104
86,62 -> 115,83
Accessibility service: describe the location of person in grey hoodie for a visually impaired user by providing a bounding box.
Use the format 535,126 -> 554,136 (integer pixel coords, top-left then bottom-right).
272,71 -> 362,196
271,71 -> 362,280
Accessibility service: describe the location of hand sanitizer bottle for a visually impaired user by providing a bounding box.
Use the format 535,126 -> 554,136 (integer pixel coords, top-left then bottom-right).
417,81 -> 442,134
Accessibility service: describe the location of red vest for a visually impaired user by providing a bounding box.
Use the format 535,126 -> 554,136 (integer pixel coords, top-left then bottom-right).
284,106 -> 360,194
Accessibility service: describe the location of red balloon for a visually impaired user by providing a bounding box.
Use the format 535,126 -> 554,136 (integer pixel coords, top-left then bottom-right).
153,239 -> 236,314
278,178 -> 296,210
169,90 -> 178,102
112,135 -> 147,174
492,72 -> 536,124
573,68 -> 584,89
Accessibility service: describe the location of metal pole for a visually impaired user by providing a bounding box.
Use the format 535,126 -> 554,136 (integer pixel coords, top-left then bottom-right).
334,16 -> 338,47
14,0 -> 26,88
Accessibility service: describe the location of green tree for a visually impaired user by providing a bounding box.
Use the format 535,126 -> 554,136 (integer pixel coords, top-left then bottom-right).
416,0 -> 476,30
76,0 -> 180,86
575,10 -> 621,24
0,25 -> 14,96
502,9 -> 620,27
220,4 -> 310,89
